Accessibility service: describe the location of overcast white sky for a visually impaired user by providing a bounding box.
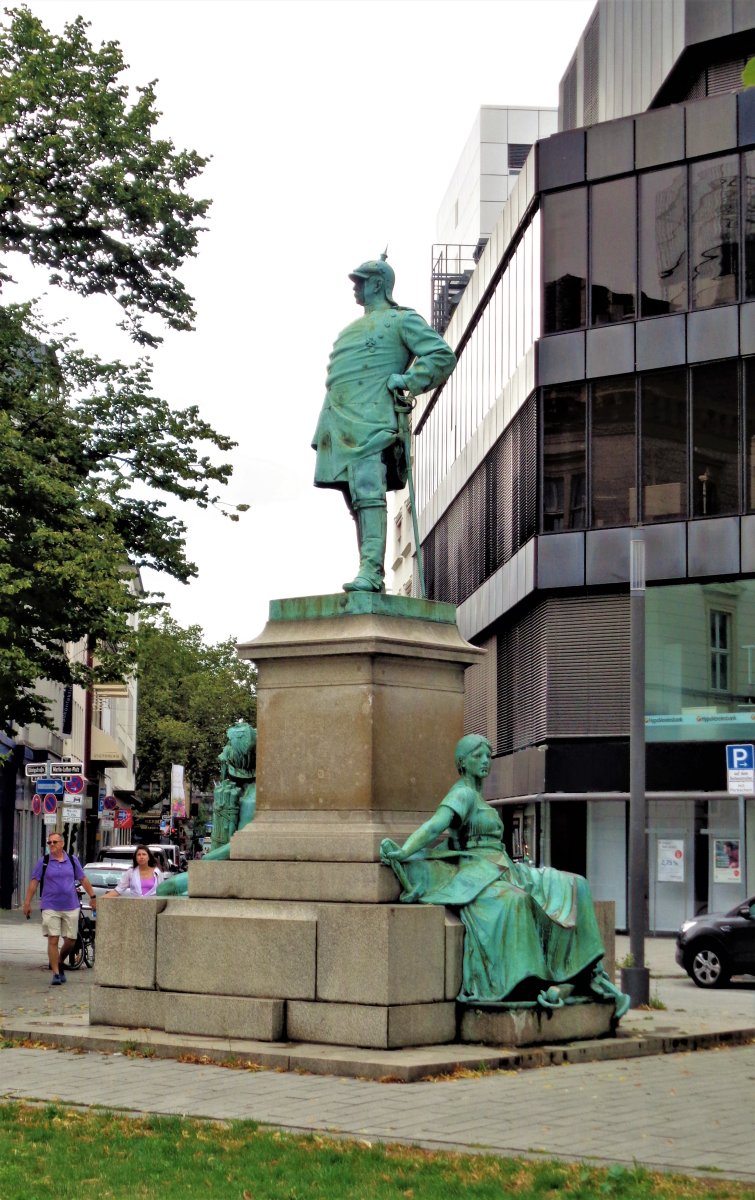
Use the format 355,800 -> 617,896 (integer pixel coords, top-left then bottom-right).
17,0 -> 594,646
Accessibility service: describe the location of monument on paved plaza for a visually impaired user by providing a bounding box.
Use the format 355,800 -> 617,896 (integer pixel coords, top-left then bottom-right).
91,258 -> 625,1051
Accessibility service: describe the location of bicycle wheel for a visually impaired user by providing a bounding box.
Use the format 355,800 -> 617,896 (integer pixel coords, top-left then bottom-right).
83,935 -> 95,968
64,938 -> 84,970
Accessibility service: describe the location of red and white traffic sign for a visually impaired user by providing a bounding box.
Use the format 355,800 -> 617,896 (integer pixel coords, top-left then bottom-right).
42,795 -> 58,815
31,794 -> 42,815
64,775 -> 85,795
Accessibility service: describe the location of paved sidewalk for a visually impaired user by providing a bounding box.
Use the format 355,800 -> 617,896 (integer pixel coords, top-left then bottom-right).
3,1043 -> 755,1181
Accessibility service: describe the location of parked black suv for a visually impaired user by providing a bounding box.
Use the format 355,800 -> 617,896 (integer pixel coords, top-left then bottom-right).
676,896 -> 755,988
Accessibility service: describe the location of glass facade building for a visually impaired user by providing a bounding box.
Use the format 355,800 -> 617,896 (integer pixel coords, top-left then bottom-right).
414,0 -> 755,929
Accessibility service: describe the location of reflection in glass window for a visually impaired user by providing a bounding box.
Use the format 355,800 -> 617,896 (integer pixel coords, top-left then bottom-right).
710,609 -> 731,692
690,156 -> 739,309
645,581 -> 753,742
745,358 -> 755,509
542,189 -> 587,333
591,178 -> 636,324
542,384 -> 586,530
639,167 -> 688,317
591,376 -> 636,526
744,150 -> 755,299
640,369 -> 688,522
692,360 -> 739,516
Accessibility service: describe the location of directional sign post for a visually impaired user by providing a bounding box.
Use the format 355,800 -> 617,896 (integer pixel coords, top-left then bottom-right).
35,778 -> 64,796
726,744 -> 755,794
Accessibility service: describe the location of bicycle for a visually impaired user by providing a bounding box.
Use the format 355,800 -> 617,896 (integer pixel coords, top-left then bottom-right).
63,893 -> 96,970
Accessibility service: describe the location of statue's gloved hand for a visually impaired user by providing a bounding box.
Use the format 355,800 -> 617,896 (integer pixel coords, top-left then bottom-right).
379,837 -> 404,863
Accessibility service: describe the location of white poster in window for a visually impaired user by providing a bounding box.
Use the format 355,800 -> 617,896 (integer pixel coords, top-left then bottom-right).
713,838 -> 741,883
657,838 -> 685,883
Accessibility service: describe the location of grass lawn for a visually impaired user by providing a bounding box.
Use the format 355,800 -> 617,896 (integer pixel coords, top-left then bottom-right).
0,1103 -> 753,1200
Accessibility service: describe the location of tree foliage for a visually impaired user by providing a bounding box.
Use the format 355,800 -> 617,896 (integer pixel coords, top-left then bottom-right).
0,6 -> 210,346
135,615 -> 257,804
0,9 -> 245,731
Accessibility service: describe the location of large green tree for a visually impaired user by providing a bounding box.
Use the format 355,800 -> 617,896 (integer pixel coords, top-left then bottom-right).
135,616 -> 257,807
0,8 -> 244,730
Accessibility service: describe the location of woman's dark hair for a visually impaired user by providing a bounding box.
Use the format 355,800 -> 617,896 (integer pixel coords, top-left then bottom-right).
132,844 -> 158,868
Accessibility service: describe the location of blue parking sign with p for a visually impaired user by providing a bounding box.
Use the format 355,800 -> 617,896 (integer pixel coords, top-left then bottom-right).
726,744 -> 754,771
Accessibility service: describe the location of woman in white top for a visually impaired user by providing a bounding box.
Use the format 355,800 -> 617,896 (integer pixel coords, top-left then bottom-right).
104,845 -> 164,898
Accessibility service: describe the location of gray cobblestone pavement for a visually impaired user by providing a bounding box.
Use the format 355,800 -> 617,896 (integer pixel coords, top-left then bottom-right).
2,908 -> 755,1181
2,1043 -> 755,1180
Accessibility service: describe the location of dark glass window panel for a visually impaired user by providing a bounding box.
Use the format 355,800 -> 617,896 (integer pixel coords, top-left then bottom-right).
542,189 -> 587,333
690,156 -> 739,309
640,368 -> 688,522
542,383 -> 586,531
590,178 -> 636,324
743,358 -> 755,509
692,360 -> 739,516
744,150 -> 755,299
639,167 -> 688,317
590,376 -> 637,527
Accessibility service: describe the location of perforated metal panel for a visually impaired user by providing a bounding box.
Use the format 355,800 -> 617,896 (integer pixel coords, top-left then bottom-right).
496,594 -> 630,753
463,634 -> 497,751
583,13 -> 600,127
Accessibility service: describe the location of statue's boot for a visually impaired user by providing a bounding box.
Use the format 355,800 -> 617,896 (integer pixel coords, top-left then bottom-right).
343,505 -> 387,592
589,963 -> 631,1018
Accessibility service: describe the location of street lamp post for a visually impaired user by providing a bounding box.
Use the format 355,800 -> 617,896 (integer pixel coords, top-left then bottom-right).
626,537 -> 650,1006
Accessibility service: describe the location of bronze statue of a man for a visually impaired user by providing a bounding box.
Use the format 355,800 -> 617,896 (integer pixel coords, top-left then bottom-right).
312,255 -> 456,592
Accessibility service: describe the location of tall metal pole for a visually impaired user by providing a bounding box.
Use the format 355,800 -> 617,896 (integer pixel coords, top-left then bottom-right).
627,537 -> 650,1006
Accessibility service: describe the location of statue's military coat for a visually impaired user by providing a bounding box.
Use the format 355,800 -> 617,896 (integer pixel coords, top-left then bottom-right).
312,305 -> 455,491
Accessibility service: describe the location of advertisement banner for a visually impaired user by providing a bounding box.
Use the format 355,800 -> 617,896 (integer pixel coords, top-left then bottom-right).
713,838 -> 741,883
170,763 -> 187,820
657,839 -> 685,883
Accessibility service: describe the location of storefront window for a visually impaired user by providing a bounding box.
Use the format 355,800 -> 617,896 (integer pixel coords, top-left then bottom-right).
591,376 -> 636,526
542,383 -> 586,530
691,360 -> 739,516
591,177 -> 636,324
640,368 -> 688,522
542,189 -> 587,333
639,166 -> 688,317
690,156 -> 739,309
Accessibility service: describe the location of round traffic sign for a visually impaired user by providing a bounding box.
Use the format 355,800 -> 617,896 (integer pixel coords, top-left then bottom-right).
43,795 -> 58,815
31,794 -> 42,815
103,795 -> 117,810
64,775 -> 84,795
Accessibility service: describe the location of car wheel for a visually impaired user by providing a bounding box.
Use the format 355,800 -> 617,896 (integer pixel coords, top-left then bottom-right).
687,942 -> 731,989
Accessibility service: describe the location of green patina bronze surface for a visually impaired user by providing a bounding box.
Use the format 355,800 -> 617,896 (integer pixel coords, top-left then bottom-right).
312,254 -> 455,594
268,592 -> 457,625
380,734 -> 630,1018
157,721 -> 256,897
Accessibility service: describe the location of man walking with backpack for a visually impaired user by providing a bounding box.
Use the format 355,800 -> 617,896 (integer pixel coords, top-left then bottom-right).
22,834 -> 97,984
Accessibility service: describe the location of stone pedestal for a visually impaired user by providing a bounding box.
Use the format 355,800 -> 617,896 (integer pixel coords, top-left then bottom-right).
92,596 -> 484,1050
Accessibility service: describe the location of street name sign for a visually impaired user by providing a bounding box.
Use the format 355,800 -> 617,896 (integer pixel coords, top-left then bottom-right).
24,763 -> 47,778
726,743 -> 755,794
49,760 -> 84,777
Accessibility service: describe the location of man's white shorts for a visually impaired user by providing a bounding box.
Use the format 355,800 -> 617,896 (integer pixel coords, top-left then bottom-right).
41,909 -> 79,939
